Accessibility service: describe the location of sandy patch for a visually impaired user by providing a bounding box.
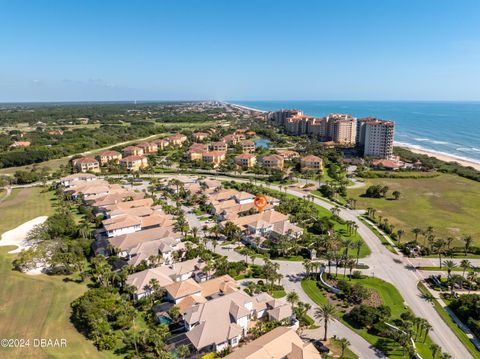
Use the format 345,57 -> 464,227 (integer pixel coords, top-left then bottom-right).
0,216 -> 48,254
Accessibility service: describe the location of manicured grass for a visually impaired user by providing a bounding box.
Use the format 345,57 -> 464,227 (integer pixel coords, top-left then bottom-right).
302,276 -> 434,358
271,289 -> 287,298
359,216 -> 397,254
0,188 -> 118,359
0,187 -> 55,235
347,174 -> 480,247
328,338 -> 359,359
417,266 -> 480,272
417,282 -> 480,357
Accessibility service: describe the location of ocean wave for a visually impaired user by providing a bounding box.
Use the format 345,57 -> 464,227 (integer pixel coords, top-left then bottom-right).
394,141 -> 480,165
456,147 -> 480,153
413,137 -> 450,145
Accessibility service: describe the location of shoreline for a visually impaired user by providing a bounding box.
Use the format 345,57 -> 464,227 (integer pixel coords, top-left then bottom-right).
224,102 -> 267,114
395,143 -> 480,171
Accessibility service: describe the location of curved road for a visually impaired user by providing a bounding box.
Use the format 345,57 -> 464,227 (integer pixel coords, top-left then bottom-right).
150,172 -> 472,359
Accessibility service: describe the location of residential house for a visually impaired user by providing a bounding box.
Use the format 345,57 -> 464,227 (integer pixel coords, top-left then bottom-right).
225,326 -> 321,359
59,173 -> 97,188
156,138 -> 170,150
187,143 -> 208,161
10,141 -> 31,148
277,150 -> 300,160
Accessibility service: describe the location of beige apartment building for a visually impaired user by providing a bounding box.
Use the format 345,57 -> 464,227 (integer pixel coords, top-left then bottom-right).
210,141 -> 228,151
73,157 -> 100,173
300,155 -> 324,172
120,155 -> 148,171
240,140 -> 256,153
357,117 -> 395,158
137,142 -> 158,154
97,150 -> 122,165
122,146 -> 144,157
262,154 -> 284,170
327,114 -> 357,145
235,153 -> 256,168
202,151 -> 226,167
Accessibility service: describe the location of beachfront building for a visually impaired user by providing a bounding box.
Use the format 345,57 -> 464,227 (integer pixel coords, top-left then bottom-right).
97,150 -> 122,165
73,157 -> 100,173
300,155 -> 324,172
235,153 -> 256,168
357,117 -> 395,158
327,114 -> 357,145
267,109 -> 358,145
119,155 -> 148,171
262,154 -> 284,170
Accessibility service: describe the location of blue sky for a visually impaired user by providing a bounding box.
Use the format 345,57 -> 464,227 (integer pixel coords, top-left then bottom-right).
1,0 -> 480,102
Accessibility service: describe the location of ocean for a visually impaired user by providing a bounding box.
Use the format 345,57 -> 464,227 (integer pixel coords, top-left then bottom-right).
233,101 -> 480,165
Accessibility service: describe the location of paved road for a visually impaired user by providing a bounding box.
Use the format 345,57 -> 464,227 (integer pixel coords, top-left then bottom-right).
152,173 -> 472,359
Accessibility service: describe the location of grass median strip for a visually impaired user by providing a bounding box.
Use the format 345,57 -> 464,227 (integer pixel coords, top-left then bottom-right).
417,282 -> 479,357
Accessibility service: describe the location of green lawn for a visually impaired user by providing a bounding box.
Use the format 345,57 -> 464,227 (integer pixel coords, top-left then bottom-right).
302,277 -> 434,358
272,289 -> 287,298
0,187 -> 118,359
0,187 -> 55,235
348,174 -> 480,247
417,282 -> 480,357
328,338 -> 359,359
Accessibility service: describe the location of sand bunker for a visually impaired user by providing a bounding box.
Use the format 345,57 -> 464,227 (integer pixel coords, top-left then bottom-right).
0,216 -> 48,254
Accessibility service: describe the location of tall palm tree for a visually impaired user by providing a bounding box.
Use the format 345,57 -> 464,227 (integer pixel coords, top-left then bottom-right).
463,235 -> 473,256
411,227 -> 422,242
286,292 -> 299,312
430,343 -> 440,358
460,259 -> 471,278
353,241 -> 363,265
314,302 -> 337,341
467,271 -> 477,293
338,337 -> 350,358
443,260 -> 457,279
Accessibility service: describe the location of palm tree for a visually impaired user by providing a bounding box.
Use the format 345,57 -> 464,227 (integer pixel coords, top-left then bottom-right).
338,337 -> 350,358
443,260 -> 457,279
176,344 -> 190,359
467,271 -> 477,293
460,259 -> 471,278
463,235 -> 472,256
314,302 -> 337,341
412,227 -> 422,242
397,229 -> 405,242
212,239 -> 218,253
191,226 -> 199,240
392,190 -> 401,200
303,259 -> 312,278
430,343 -> 440,358
434,239 -> 446,268
286,292 -> 299,312
353,241 -> 363,265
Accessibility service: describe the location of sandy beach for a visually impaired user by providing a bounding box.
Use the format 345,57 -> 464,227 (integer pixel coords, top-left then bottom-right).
227,102 -> 267,114
397,144 -> 480,171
